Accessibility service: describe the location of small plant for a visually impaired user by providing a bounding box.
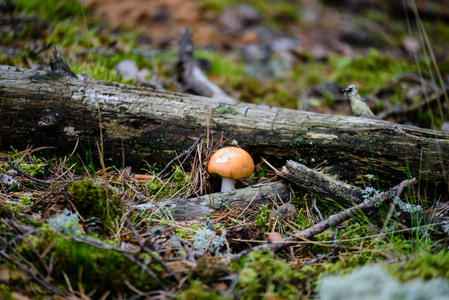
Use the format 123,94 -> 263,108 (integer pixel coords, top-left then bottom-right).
256,204 -> 272,230
18,193 -> 35,207
5,193 -> 36,212
8,156 -> 47,178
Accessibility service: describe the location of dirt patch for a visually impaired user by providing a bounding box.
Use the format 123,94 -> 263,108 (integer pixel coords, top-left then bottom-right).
80,0 -> 229,47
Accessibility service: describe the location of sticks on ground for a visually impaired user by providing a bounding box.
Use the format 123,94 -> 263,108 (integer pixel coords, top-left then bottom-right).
228,178 -> 418,261
279,160 -> 449,237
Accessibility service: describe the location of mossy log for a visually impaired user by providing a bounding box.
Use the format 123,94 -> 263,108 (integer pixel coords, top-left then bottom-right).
0,63 -> 448,193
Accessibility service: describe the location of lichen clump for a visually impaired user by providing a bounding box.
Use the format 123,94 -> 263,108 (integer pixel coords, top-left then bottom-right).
319,264 -> 449,300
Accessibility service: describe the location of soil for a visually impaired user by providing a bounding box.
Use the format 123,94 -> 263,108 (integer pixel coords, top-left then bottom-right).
79,0 -> 426,55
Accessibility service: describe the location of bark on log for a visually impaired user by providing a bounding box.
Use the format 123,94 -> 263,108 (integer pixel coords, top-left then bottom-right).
279,160 -> 364,207
0,64 -> 448,192
133,181 -> 291,220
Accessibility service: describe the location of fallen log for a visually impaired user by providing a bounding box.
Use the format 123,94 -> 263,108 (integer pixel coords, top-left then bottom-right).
0,52 -> 448,192
133,181 -> 291,220
279,160 -> 364,207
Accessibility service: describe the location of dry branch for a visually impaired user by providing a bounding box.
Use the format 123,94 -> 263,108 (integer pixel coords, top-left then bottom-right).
228,178 -> 418,260
175,27 -> 236,102
279,160 -> 364,207
133,181 -> 291,220
279,160 -> 449,237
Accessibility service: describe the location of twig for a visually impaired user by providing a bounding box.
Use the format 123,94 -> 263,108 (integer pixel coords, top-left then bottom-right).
170,235 -> 199,262
7,156 -> 68,186
228,178 -> 418,261
126,289 -> 176,300
125,219 -> 179,282
122,253 -> 167,290
312,197 -> 324,221
0,250 -> 70,299
157,133 -> 203,178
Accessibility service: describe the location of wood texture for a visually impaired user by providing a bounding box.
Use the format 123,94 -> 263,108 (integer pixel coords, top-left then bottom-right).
280,160 -> 364,207
0,64 -> 448,191
133,181 -> 291,220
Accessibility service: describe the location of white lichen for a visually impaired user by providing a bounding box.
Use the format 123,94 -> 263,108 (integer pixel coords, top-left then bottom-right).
397,199 -> 423,214
48,208 -> 82,236
318,264 -> 449,300
193,228 -> 227,256
362,186 -> 381,201
442,221 -> 449,234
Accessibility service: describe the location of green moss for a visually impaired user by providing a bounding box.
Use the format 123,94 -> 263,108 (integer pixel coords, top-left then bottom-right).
256,204 -> 271,230
69,49 -> 176,84
234,250 -> 304,299
14,225 -> 163,298
330,49 -> 413,92
13,0 -> 85,22
390,250 -> 449,281
0,285 -> 14,300
418,109 -> 441,129
46,19 -> 103,49
196,50 -> 246,85
198,0 -> 300,26
67,179 -> 124,226
178,280 -> 230,300
198,0 -> 239,13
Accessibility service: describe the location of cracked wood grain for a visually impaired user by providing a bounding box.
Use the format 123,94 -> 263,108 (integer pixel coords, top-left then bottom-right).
0,64 -> 448,193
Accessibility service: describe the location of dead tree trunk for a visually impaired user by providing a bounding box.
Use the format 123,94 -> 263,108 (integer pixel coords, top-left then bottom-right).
0,64 -> 448,193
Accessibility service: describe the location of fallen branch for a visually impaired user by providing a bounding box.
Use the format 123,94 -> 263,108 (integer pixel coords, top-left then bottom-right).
279,160 -> 449,237
175,27 -> 237,102
228,178 -> 418,260
279,160 -> 364,207
132,181 -> 291,220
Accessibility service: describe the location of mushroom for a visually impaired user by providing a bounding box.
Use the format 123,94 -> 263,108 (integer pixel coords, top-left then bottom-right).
208,147 -> 255,192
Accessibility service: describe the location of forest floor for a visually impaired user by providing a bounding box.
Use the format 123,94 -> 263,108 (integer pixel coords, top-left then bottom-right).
1,0 -> 449,299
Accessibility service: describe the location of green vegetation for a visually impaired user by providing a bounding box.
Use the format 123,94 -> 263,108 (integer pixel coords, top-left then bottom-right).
13,0 -> 85,22
1,0 -> 449,298
199,0 -> 300,26
390,250 -> 449,281
235,250 -> 304,298
330,50 -> 413,92
14,226 -> 163,297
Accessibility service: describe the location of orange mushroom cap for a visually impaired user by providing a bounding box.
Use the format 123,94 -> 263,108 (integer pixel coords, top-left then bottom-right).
208,147 -> 254,180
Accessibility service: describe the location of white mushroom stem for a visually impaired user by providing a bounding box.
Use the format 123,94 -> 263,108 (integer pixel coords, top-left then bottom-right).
221,177 -> 236,192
